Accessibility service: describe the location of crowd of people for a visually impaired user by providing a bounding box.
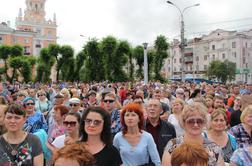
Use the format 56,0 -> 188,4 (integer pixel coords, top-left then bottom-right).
0,80 -> 251,166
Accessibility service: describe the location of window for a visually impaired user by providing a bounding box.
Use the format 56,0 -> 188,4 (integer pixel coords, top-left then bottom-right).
204,55 -> 208,60
12,37 -> 17,44
196,65 -> 199,71
212,54 -> 215,60
232,52 -> 236,58
168,67 -> 170,72
0,36 -> 2,44
245,42 -> 247,48
179,58 -> 182,63
168,59 -> 170,64
180,67 -> 182,71
243,57 -> 246,64
24,38 -> 29,44
174,67 -> 176,72
24,46 -> 30,55
35,40 -> 41,48
190,65 -> 193,71
196,56 -> 199,61
204,65 -> 208,70
212,45 -> 215,50
232,42 -> 236,48
174,58 -> 176,63
36,28 -> 42,35
222,53 -> 225,59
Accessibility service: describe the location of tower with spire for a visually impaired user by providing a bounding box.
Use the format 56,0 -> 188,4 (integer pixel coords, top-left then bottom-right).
15,0 -> 57,55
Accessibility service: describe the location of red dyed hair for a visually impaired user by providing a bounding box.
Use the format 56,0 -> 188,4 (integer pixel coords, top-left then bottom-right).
121,103 -> 144,135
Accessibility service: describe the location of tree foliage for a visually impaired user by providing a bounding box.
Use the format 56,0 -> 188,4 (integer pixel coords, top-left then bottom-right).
207,60 -> 236,83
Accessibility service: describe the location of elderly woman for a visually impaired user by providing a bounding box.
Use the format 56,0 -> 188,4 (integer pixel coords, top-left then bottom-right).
35,89 -> 51,114
113,103 -> 161,166
204,109 -> 237,163
0,104 -> 43,165
22,97 -> 48,133
162,102 -> 225,166
168,98 -> 185,137
229,105 -> 252,148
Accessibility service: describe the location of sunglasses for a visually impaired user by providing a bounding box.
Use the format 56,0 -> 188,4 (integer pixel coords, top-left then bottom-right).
84,119 -> 103,126
38,94 -> 45,97
70,103 -> 79,107
26,103 -> 35,106
185,118 -> 205,126
104,100 -> 115,103
63,121 -> 77,127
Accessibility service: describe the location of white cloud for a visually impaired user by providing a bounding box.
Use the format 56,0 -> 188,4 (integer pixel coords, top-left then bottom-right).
1,0 -> 252,53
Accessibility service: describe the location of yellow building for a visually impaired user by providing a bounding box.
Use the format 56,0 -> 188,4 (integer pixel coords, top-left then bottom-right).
0,0 -> 57,56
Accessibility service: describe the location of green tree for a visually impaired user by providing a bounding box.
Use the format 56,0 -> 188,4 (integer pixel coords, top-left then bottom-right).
0,45 -> 11,80
82,39 -> 104,82
59,45 -> 74,81
100,36 -> 117,81
147,49 -> 156,80
133,45 -> 144,79
75,51 -> 86,82
154,35 -> 169,81
48,44 -> 60,81
207,60 -> 236,83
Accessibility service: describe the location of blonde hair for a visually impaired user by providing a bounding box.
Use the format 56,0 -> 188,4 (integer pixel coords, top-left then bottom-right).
171,98 -> 185,113
240,105 -> 252,123
180,102 -> 208,128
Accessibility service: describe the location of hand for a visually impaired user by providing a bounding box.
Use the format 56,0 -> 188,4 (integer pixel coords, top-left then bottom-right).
64,136 -> 75,145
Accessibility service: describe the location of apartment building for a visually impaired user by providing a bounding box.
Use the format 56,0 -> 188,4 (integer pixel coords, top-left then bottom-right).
165,29 -> 252,83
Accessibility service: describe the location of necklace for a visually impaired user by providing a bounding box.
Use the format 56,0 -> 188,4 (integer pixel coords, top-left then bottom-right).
5,132 -> 25,156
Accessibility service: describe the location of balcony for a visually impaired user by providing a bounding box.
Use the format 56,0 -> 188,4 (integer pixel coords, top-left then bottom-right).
184,56 -> 193,63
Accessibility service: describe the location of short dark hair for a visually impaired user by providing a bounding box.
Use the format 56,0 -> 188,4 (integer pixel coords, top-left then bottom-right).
5,104 -> 26,117
80,107 -> 112,145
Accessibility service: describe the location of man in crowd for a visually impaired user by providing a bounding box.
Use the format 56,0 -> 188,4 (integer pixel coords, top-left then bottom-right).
145,98 -> 176,158
153,89 -> 170,121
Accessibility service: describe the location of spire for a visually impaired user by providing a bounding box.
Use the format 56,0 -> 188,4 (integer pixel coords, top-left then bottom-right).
18,8 -> 23,18
53,13 -> 57,23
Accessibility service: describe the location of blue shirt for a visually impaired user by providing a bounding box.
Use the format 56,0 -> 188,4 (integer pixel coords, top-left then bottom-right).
23,111 -> 48,133
113,131 -> 161,166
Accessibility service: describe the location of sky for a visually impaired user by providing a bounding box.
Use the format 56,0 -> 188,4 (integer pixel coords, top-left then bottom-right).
1,0 -> 252,53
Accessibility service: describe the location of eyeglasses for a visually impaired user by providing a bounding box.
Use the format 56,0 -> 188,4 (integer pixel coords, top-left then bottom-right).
63,121 -> 77,127
84,119 -> 103,126
104,100 -> 115,103
185,118 -> 205,126
26,103 -> 35,106
70,103 -> 79,107
38,94 -> 45,97
18,94 -> 25,97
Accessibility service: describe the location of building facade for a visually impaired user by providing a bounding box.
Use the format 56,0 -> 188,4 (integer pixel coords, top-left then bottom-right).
165,29 -> 252,83
0,0 -> 57,56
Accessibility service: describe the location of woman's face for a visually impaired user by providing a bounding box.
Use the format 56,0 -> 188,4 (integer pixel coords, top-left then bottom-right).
244,113 -> 252,127
84,112 -> 104,136
63,115 -> 79,135
206,98 -> 213,108
172,102 -> 183,113
184,114 -> 205,136
210,114 -> 226,131
53,109 -> 63,122
25,100 -> 35,113
38,93 -> 46,101
4,113 -> 26,132
54,158 -> 79,166
124,111 -> 140,128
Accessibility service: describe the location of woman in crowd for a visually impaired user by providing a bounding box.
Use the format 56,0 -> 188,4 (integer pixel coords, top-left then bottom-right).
230,145 -> 252,166
168,98 -> 185,137
0,104 -> 43,165
206,95 -> 214,114
187,88 -> 202,105
113,103 -> 161,166
162,102 -> 225,166
229,105 -> 252,148
0,104 -> 7,135
35,89 -> 51,114
204,109 -> 237,163
22,97 -> 48,133
53,143 -> 95,166
51,112 -> 81,148
60,88 -> 71,106
48,105 -> 69,142
80,106 -> 122,166
171,142 -> 209,166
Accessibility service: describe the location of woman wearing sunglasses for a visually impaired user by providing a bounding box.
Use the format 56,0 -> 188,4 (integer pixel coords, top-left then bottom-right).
51,112 -> 81,149
113,103 -> 161,166
162,102 -> 225,166
35,90 -> 51,114
80,106 -> 122,166
0,104 -> 43,166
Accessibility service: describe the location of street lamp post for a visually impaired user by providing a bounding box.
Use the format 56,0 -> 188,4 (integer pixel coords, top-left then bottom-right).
166,1 -> 199,81
143,42 -> 148,85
